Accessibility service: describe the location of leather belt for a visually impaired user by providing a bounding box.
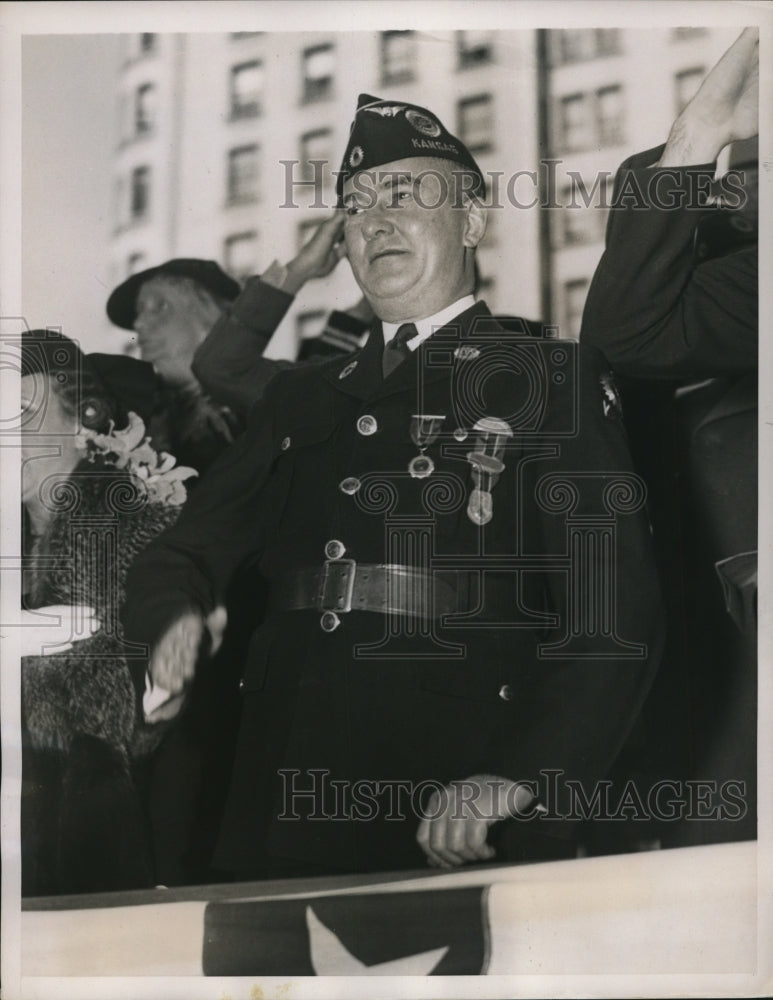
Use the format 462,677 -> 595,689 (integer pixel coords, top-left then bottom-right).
270,561 -> 485,620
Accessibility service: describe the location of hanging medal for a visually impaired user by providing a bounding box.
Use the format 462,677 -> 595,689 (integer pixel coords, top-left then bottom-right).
466,453 -> 504,525
408,414 -> 445,479
465,417 -> 513,525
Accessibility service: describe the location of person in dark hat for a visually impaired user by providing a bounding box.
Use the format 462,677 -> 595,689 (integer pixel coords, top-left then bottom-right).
107,219 -> 371,469
190,213 -> 373,417
107,258 -> 245,475
123,94 -> 663,878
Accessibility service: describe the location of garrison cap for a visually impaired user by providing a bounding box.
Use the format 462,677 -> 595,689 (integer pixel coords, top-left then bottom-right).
336,93 -> 485,202
107,259 -> 241,331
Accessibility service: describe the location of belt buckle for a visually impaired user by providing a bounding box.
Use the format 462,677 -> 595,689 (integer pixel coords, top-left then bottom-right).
318,559 -> 356,613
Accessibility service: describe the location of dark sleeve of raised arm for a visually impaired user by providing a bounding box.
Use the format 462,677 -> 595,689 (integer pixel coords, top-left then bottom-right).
580,146 -> 757,379
192,277 -> 297,415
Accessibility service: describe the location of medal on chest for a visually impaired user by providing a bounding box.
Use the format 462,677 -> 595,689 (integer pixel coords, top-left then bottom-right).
408,414 -> 445,479
465,417 -> 513,525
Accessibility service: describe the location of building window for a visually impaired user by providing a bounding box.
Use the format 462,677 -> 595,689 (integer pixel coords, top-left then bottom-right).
224,231 -> 258,280
457,94 -> 494,155
296,310 -> 327,343
551,29 -> 621,65
138,34 -> 156,56
457,30 -> 494,69
557,93 -> 591,152
380,31 -> 416,85
227,145 -> 260,203
562,278 -> 589,338
674,67 -> 705,115
302,44 -> 335,103
554,30 -> 595,64
555,177 -> 612,247
230,60 -> 263,119
126,252 -> 146,275
556,187 -> 597,248
596,85 -> 624,147
300,128 -> 333,191
113,177 -> 126,228
672,27 -> 708,40
134,83 -> 156,135
130,166 -> 150,220
594,29 -> 622,57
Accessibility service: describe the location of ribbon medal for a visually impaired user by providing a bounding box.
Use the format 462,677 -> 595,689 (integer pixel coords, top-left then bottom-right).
465,417 -> 513,525
408,414 -> 445,479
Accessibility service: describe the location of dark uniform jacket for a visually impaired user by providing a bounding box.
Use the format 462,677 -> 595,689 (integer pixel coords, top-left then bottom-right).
580,146 -> 758,847
581,145 -> 757,379
123,302 -> 663,874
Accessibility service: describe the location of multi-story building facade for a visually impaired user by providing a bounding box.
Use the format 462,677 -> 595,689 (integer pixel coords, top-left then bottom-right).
542,26 -> 738,337
108,26 -> 737,354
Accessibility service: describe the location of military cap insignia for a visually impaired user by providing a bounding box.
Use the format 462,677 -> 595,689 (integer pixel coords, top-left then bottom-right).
600,372 -> 623,419
339,360 -> 358,379
454,345 -> 481,361
406,109 -> 442,138
364,104 -> 407,118
349,146 -> 364,168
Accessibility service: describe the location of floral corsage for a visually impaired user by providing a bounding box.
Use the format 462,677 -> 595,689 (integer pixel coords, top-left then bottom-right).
76,412 -> 197,506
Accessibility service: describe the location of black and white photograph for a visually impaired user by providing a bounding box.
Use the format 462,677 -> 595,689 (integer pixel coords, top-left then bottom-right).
1,2 -> 771,997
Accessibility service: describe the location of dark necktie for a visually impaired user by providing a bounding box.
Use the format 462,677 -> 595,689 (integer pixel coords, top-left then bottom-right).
382,323 -> 418,378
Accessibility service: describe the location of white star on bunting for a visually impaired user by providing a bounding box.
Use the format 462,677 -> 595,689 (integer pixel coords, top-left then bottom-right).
306,905 -> 449,976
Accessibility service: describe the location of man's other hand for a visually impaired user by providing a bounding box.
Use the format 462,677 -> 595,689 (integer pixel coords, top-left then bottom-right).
416,774 -> 534,869
659,27 -> 758,167
149,609 -> 205,694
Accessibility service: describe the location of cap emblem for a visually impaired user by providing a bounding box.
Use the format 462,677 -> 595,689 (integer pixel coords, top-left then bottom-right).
364,104 -> 407,118
406,109 -> 442,137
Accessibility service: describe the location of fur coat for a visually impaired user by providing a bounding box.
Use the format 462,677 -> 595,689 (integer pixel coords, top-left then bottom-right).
22,460 -> 180,894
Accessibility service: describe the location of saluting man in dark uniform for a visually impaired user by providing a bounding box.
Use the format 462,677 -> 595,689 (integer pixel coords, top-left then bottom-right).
123,95 -> 664,879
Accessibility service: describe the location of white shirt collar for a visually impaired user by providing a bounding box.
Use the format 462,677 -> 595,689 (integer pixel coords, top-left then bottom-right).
382,295 -> 476,350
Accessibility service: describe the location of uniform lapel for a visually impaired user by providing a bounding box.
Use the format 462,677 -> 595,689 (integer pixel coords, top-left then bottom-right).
319,302 -> 501,403
320,321 -> 385,399
369,302 -> 496,402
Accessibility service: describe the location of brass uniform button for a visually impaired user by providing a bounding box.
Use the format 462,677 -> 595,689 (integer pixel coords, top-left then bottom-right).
357,414 -> 377,436
281,436 -> 292,450
320,611 -> 341,632
339,477 -> 361,495
498,684 -> 514,702
324,539 -> 346,560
